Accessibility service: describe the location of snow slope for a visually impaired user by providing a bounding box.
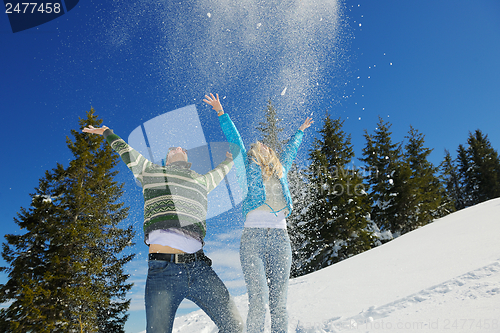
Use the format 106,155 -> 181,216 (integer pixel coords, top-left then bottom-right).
170,198 -> 500,333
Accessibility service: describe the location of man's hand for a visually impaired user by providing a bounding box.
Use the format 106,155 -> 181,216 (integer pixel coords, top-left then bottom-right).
226,152 -> 233,160
203,93 -> 224,115
82,125 -> 109,136
299,117 -> 314,132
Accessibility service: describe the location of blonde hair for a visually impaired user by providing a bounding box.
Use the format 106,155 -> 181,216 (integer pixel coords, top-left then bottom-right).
249,141 -> 283,181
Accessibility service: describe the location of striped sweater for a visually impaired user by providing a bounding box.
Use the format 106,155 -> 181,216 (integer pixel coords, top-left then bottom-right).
104,129 -> 234,243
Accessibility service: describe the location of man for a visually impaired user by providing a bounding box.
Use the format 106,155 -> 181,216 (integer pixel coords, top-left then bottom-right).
83,124 -> 243,333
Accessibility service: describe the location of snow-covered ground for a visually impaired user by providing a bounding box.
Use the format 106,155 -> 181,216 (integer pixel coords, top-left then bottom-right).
167,198 -> 500,333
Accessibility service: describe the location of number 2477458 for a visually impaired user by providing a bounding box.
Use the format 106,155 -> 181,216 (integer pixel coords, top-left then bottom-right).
5,3 -> 62,14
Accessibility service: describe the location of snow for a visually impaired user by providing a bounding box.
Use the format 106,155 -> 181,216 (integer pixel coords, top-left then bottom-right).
33,194 -> 54,203
153,198 -> 500,333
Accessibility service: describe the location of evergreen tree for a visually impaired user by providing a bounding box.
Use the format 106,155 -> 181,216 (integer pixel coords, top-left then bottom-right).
456,144 -> 475,208
386,159 -> 413,235
295,115 -> 375,275
256,99 -> 285,153
362,122 -> 450,236
396,126 -> 450,234
360,116 -> 402,235
286,163 -> 313,277
439,150 -> 461,212
0,109 -> 135,332
468,130 -> 500,202
456,130 -> 500,207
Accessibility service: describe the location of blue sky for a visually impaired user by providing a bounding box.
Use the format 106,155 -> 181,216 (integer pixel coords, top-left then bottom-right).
1,1 -> 500,332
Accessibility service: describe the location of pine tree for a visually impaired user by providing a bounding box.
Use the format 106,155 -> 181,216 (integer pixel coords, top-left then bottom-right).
0,109 -> 135,333
455,130 -> 500,207
360,116 -> 402,236
468,130 -> 500,202
256,100 -> 285,153
456,144 -> 475,208
286,163 -> 313,277
361,122 -> 450,236
295,115 -> 375,275
396,126 -> 449,234
384,159 -> 412,235
441,150 -> 463,210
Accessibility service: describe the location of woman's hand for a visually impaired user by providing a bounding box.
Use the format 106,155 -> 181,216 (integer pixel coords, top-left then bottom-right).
299,117 -> 314,132
203,93 -> 224,115
82,125 -> 109,136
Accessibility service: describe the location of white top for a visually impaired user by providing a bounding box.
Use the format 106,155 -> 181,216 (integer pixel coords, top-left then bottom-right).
146,229 -> 202,253
245,209 -> 287,229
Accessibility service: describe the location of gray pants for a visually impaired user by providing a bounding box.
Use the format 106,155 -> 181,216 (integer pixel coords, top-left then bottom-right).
240,227 -> 292,333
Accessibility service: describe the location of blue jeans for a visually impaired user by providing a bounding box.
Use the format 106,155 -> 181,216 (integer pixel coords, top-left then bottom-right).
145,259 -> 243,333
240,228 -> 292,333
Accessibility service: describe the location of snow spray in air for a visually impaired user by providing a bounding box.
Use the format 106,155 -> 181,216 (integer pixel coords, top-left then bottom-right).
105,0 -> 345,130
193,0 -> 344,123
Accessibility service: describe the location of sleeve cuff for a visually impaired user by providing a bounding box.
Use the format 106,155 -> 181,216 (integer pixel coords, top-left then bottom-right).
103,128 -> 114,139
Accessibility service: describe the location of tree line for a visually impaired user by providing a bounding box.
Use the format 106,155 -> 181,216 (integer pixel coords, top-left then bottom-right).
256,102 -> 500,278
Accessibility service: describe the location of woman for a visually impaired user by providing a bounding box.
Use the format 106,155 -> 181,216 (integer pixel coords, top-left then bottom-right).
204,93 -> 313,333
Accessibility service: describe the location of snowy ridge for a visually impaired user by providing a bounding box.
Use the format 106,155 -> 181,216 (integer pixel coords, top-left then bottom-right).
170,198 -> 500,333
310,260 -> 500,332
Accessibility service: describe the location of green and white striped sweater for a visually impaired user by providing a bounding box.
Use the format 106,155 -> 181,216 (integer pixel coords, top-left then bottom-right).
104,129 -> 233,243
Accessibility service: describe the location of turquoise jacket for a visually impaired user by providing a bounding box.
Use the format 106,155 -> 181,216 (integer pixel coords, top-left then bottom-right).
218,113 -> 304,218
